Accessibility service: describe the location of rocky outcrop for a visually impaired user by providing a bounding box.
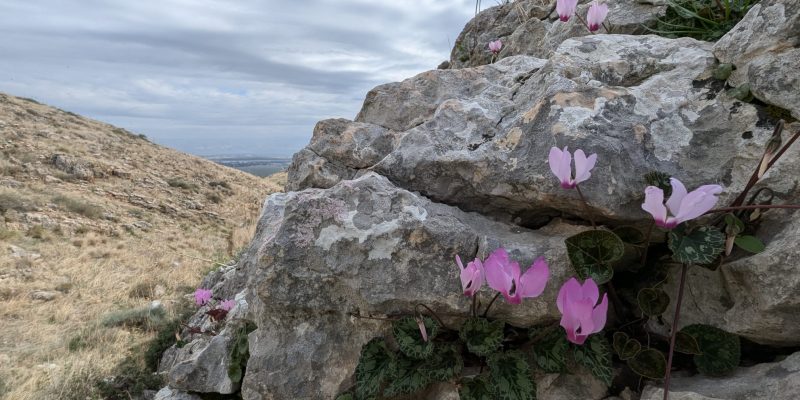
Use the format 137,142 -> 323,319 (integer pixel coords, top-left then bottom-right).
448,0 -> 666,68
160,2 -> 800,399
640,351 -> 800,400
714,0 -> 800,119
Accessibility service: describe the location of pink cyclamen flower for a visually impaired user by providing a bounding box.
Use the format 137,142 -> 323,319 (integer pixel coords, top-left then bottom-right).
641,178 -> 723,229
220,299 -> 236,311
557,277 -> 608,345
488,40 -> 502,55
548,146 -> 598,189
484,248 -> 549,305
456,255 -> 484,297
194,288 -> 213,306
556,0 -> 579,22
587,1 -> 609,32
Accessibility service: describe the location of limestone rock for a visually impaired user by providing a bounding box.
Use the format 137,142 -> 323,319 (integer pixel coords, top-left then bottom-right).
449,0 -> 666,68
153,387 -> 202,400
640,351 -> 800,400
713,0 -> 800,119
291,35 -> 791,226
50,153 -> 96,181
235,173 -> 586,399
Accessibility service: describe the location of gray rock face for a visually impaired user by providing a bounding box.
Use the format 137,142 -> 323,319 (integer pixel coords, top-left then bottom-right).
292,35 -> 790,226
655,204 -> 800,346
640,351 -> 800,400
714,0 -> 800,119
153,387 -> 202,400
449,0 -> 666,68
233,173 -> 587,398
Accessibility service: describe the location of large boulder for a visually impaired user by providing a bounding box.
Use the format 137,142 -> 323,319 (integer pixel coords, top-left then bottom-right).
714,0 -> 800,119
449,0 -> 667,68
235,173 -> 588,398
291,34 -> 792,227
640,351 -> 800,400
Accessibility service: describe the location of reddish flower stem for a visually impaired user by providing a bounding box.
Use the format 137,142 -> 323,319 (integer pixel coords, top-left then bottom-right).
482,292 -> 501,318
575,184 -> 597,229
705,204 -> 800,214
663,263 -> 689,400
729,123 -> 798,207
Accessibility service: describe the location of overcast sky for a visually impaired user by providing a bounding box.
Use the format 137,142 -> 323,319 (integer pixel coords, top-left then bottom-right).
0,0 -> 475,157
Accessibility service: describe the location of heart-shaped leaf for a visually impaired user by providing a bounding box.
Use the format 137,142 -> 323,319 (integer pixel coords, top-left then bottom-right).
393,316 -> 439,359
532,327 -> 568,373
565,230 -> 625,285
637,288 -> 670,317
487,351 -> 537,400
681,324 -> 740,376
613,226 -> 646,245
675,331 -> 702,355
734,235 -> 766,253
419,344 -> 463,382
612,332 -> 642,361
460,318 -> 505,357
355,338 -> 393,398
384,355 -> 431,396
572,335 -> 613,387
668,225 -> 725,265
628,348 -> 666,380
458,375 -> 493,400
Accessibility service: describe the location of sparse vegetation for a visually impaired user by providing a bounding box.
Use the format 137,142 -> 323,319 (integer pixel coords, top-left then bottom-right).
649,0 -> 759,41
52,195 -> 103,219
167,177 -> 199,191
0,93 -> 277,400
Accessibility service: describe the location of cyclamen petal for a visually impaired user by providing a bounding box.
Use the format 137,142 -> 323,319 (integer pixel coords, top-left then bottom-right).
641,178 -> 723,229
484,248 -> 549,304
557,278 -> 607,345
456,255 -> 484,297
586,1 -> 609,32
488,40 -> 502,54
220,299 -> 236,311
517,257 -> 549,298
547,146 -> 597,189
194,288 -> 213,306
556,0 -> 579,22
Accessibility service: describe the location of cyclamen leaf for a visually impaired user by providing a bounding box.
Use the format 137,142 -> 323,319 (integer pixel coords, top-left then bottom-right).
393,316 -> 439,359
628,348 -> 666,379
734,235 -> 766,253
354,338 -> 393,398
460,318 -> 505,357
668,225 -> 725,265
612,331 -> 641,360
637,288 -> 670,317
572,335 -> 613,387
419,344 -> 463,382
532,327 -> 568,373
459,375 -> 494,400
681,324 -> 740,376
334,393 -> 355,400
565,230 -> 625,285
675,331 -> 702,355
384,355 -> 431,396
487,351 -> 536,400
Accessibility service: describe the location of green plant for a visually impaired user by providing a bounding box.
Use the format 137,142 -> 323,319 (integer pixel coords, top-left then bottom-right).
647,0 -> 760,41
101,305 -> 166,330
52,195 -> 103,219
167,178 -> 199,191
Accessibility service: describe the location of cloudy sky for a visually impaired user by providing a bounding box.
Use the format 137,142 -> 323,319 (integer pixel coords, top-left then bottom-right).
0,0 -> 476,157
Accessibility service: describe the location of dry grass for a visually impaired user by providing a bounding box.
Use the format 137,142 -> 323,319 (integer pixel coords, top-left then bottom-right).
0,92 -> 281,399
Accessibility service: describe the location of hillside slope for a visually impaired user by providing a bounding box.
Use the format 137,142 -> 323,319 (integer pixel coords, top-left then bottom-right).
0,93 -> 283,399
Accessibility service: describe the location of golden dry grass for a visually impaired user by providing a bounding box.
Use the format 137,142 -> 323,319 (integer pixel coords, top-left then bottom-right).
0,93 -> 285,399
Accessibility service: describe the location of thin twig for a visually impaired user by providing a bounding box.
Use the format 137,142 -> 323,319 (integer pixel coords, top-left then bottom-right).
416,303 -> 448,329
575,184 -> 597,229
663,263 -> 689,400
706,204 -> 800,214
482,292 -> 502,318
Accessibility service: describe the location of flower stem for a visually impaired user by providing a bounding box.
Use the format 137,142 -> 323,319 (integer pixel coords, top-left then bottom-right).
575,13 -> 594,34
482,292 -> 501,318
575,184 -> 597,229
416,303 -> 448,330
730,122 -> 798,207
663,263 -> 689,400
639,220 -> 655,268
705,204 -> 800,214
471,293 -> 479,318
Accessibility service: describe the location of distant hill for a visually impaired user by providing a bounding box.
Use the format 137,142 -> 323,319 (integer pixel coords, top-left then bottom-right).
0,92 -> 284,399
207,155 -> 292,177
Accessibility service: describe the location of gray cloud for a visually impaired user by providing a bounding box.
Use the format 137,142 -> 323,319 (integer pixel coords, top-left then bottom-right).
0,0 -> 476,156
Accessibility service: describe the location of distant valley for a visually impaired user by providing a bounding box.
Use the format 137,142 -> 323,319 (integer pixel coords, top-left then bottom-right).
206,155 -> 292,177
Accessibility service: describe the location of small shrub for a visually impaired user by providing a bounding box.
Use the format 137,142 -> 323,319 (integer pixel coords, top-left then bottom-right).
209,180 -> 232,190
0,227 -> 17,240
0,191 -> 34,213
52,195 -> 103,219
101,306 -> 166,330
167,178 -> 199,191
205,191 -> 223,204
649,0 -> 759,41
27,224 -> 47,239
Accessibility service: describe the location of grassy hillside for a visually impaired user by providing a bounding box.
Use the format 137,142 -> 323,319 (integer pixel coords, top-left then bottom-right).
0,93 -> 285,399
